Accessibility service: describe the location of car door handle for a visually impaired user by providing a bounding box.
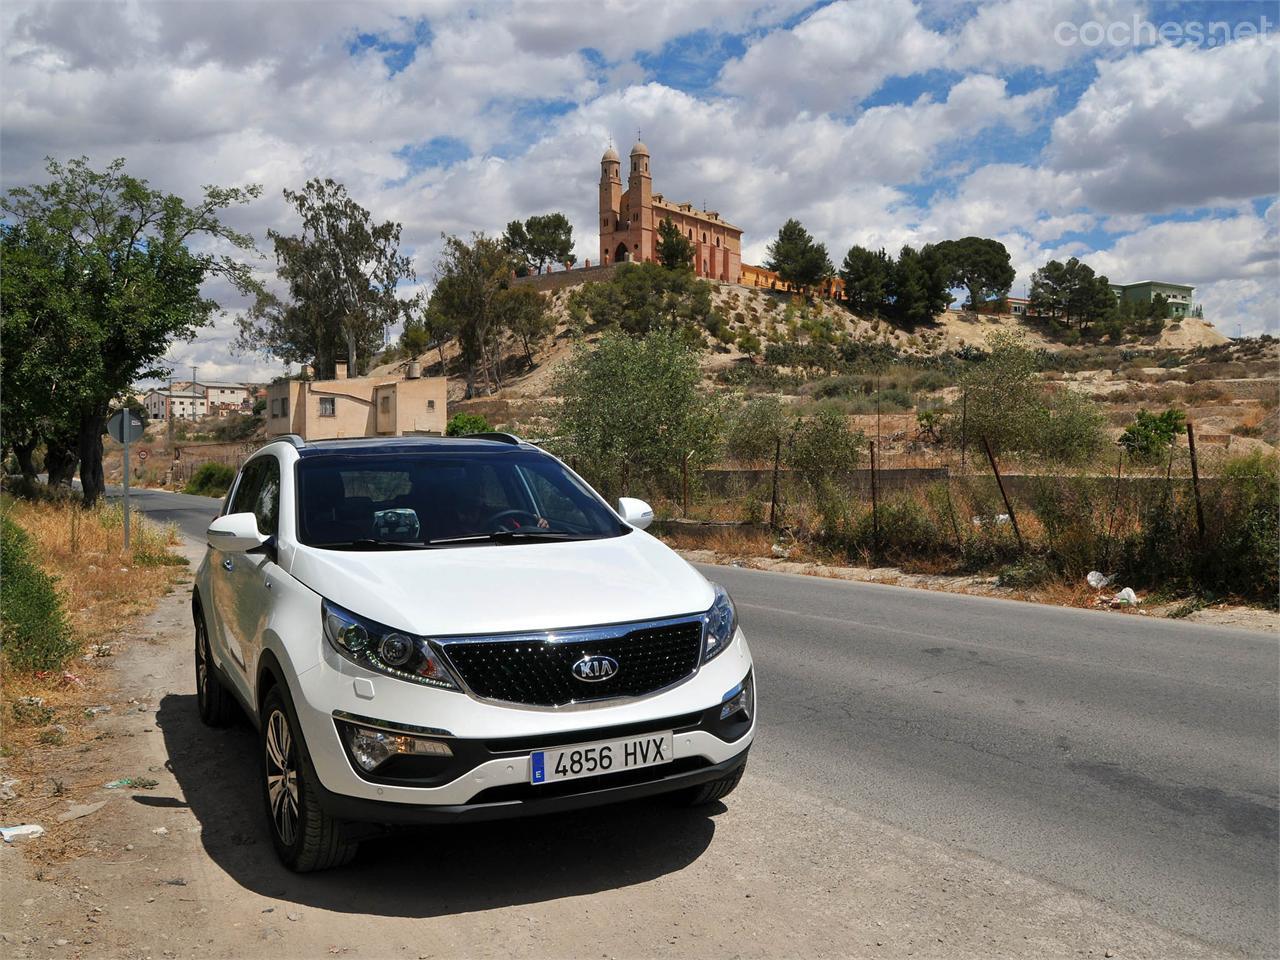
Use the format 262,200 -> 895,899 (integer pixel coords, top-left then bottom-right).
221,558 -> 234,572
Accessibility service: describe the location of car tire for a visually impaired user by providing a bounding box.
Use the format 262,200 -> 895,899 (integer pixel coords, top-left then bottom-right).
676,760 -> 746,807
260,685 -> 357,872
195,611 -> 237,727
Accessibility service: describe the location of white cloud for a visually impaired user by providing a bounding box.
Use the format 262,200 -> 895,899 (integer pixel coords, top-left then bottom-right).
717,0 -> 949,120
950,0 -> 1147,73
1047,34 -> 1280,213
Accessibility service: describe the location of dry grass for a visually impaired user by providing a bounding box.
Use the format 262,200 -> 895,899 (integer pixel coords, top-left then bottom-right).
1,498 -> 188,797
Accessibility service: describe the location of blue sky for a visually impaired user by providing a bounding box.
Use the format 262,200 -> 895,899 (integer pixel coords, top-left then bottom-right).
2,0 -> 1276,382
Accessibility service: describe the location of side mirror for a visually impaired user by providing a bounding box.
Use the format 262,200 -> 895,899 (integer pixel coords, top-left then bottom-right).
617,497 -> 655,531
207,512 -> 268,553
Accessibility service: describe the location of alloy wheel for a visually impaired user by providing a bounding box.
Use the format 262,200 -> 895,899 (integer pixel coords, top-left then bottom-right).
264,709 -> 300,847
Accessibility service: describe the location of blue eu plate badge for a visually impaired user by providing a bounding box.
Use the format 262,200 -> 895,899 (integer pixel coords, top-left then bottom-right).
531,751 -> 546,783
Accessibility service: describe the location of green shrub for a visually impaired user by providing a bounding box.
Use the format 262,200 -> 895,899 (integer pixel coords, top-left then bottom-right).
445,412 -> 492,436
1119,408 -> 1185,462
184,462 -> 236,497
0,514 -> 76,672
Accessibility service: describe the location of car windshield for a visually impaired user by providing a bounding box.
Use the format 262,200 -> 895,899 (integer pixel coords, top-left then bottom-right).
295,450 -> 627,549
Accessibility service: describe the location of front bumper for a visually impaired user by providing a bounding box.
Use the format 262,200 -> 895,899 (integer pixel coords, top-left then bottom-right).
290,627 -> 756,812
312,747 -> 749,825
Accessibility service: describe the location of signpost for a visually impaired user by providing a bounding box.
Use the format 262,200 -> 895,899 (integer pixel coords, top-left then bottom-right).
107,409 -> 146,549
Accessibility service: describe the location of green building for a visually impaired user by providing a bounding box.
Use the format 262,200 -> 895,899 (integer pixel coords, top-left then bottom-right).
1109,280 -> 1196,318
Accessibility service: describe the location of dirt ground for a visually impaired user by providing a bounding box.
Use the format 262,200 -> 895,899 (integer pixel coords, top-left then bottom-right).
0,539 -> 1243,959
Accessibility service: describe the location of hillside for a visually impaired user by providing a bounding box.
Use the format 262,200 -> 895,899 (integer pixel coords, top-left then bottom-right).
371,276 -> 1265,460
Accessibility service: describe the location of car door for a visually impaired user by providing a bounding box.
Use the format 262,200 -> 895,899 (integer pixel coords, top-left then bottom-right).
223,455 -> 282,690
209,458 -> 262,680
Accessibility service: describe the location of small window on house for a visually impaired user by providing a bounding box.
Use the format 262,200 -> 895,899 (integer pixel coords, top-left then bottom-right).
380,395 -> 391,413
281,397 -> 288,417
427,399 -> 435,411
319,397 -> 335,417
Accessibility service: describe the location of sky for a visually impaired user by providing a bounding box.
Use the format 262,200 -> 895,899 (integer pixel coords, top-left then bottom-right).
3,0 -> 1278,385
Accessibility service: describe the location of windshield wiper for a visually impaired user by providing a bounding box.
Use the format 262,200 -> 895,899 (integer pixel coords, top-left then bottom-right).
426,530 -> 596,546
311,538 -> 437,550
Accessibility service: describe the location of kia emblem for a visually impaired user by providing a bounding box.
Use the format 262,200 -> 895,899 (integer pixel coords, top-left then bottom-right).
572,654 -> 618,682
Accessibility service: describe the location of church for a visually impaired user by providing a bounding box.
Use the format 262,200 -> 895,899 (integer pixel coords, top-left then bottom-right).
598,141 -> 743,284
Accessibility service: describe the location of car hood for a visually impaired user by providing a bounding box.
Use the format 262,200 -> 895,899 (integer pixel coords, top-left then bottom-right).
286,530 -> 715,636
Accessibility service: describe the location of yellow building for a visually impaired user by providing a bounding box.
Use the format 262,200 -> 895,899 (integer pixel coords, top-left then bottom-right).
265,362 -> 448,441
740,262 -> 844,299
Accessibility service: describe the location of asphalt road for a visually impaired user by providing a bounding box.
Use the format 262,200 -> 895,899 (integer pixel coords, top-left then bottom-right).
116,485 -> 1280,955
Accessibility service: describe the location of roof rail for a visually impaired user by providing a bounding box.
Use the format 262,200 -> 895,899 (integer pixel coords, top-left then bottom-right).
268,434 -> 307,449
463,432 -> 521,445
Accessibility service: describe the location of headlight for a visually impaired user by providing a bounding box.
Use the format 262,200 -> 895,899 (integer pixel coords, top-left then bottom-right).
703,583 -> 737,662
322,600 -> 459,690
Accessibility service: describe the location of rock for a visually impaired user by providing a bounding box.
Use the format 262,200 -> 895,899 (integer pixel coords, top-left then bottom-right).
84,706 -> 112,717
1104,952 -> 1115,958
56,801 -> 108,824
0,779 -> 19,801
54,938 -> 69,946
0,824 -> 44,842
151,826 -> 169,836
287,912 -> 300,922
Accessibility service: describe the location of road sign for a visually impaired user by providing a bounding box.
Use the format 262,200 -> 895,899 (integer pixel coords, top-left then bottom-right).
107,409 -> 145,549
137,449 -> 149,462
107,410 -> 146,444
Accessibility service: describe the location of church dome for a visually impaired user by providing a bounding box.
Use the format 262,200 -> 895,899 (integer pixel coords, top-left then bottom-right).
630,140 -> 649,156
601,145 -> 619,162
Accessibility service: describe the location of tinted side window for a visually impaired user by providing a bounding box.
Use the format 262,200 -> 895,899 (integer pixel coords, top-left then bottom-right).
228,461 -> 263,517
253,458 -> 281,537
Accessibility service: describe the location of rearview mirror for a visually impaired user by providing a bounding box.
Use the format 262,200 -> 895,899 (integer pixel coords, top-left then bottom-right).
617,497 -> 654,531
207,512 -> 269,553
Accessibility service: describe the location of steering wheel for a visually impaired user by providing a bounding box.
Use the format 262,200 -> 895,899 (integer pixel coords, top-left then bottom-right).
486,509 -> 543,531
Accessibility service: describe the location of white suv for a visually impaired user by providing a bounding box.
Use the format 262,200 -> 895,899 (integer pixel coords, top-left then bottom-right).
194,434 -> 754,871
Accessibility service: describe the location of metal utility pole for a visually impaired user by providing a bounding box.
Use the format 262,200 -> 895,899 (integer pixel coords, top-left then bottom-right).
1187,422 -> 1206,547
167,374 -> 175,447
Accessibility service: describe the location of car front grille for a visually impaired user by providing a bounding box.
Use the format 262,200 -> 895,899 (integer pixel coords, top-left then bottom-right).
437,616 -> 705,708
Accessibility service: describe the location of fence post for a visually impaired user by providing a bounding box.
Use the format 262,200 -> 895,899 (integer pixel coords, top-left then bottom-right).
768,438 -> 781,530
981,436 -> 1024,551
1102,450 -> 1124,570
1186,422 -> 1206,547
681,452 -> 690,518
869,440 -> 880,564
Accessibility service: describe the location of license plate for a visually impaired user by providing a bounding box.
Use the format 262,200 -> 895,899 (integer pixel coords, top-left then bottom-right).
530,731 -> 674,785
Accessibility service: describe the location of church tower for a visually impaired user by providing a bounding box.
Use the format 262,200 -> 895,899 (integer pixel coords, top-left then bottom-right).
627,140 -> 653,263
599,146 -> 621,265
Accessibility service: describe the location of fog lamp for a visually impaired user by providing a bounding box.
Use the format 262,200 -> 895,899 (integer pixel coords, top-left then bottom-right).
344,725 -> 453,772
720,672 -> 754,721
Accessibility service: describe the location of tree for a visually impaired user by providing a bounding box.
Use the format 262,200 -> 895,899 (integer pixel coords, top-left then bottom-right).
787,409 -> 865,494
950,330 -> 1104,463
567,261 -> 712,337
656,216 -> 695,270
934,237 -> 1015,311
431,233 -> 513,396
503,213 -> 574,275
726,395 -> 790,464
1029,257 -> 1114,331
2,157 -> 261,506
0,220 -> 86,483
401,297 -> 459,371
888,245 -> 950,325
494,284 -> 553,364
766,219 -> 833,293
552,330 -> 724,501
445,412 -> 493,436
839,245 -> 891,316
239,179 -> 413,378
